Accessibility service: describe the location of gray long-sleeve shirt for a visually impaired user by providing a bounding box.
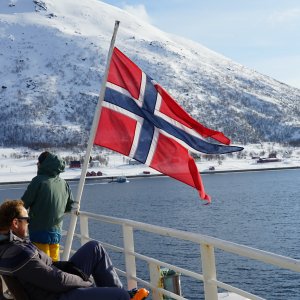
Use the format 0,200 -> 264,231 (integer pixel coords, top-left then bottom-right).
0,233 -> 92,300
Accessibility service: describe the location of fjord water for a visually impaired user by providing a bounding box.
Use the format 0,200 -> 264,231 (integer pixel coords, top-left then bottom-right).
78,169 -> 300,299
2,169 -> 300,299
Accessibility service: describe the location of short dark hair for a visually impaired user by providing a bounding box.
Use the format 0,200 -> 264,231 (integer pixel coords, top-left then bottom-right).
38,151 -> 49,164
0,200 -> 25,231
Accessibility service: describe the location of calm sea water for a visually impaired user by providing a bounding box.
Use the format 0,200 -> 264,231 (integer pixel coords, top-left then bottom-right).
1,169 -> 300,299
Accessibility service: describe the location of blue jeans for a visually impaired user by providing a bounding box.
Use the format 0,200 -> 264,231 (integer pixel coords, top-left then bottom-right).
59,241 -> 130,300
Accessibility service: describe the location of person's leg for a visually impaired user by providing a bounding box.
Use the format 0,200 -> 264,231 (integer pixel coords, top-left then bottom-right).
33,242 -> 50,257
59,287 -> 130,300
69,241 -> 123,287
49,243 -> 60,262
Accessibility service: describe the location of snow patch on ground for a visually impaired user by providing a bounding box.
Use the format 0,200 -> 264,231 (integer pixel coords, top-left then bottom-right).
0,144 -> 299,183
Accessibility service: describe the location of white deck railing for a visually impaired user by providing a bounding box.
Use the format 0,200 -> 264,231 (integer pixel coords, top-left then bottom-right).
63,211 -> 300,300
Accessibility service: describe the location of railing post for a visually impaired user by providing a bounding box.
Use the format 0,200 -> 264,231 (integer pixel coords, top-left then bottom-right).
79,215 -> 89,245
123,224 -> 137,290
149,262 -> 163,300
200,243 -> 218,300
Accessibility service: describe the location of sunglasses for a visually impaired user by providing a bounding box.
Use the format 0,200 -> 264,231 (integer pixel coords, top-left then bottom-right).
17,217 -> 30,224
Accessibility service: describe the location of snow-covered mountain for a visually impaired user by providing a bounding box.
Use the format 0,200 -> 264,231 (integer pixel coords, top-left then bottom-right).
0,0 -> 299,148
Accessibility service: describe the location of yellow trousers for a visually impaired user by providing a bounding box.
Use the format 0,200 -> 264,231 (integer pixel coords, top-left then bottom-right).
33,242 -> 60,262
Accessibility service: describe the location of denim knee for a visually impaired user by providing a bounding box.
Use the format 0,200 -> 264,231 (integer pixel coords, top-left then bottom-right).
81,240 -> 103,254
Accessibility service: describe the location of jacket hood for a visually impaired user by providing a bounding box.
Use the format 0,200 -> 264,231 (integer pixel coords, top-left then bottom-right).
37,153 -> 65,177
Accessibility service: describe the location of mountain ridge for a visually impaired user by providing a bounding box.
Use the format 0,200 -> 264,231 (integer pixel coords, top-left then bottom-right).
0,0 -> 299,148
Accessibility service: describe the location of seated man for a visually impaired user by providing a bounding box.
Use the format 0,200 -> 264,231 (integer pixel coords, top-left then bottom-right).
0,199 -> 149,300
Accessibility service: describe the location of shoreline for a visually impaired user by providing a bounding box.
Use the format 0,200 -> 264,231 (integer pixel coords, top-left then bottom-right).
0,145 -> 299,186
1,165 -> 299,186
201,165 -> 300,174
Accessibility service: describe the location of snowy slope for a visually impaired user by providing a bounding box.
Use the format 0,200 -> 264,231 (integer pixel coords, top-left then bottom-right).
0,0 -> 299,148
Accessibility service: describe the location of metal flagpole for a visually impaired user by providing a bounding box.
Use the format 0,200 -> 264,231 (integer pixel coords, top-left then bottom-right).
62,20 -> 120,260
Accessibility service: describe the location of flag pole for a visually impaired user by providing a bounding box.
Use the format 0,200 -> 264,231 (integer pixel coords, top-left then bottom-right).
62,20 -> 120,260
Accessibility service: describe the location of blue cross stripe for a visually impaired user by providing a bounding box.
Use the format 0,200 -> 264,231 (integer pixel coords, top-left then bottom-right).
133,76 -> 157,162
104,75 -> 243,163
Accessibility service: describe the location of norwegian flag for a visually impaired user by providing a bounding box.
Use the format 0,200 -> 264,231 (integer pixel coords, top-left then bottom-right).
94,47 -> 243,202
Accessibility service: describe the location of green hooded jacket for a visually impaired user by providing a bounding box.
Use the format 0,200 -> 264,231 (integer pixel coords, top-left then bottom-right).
21,153 -> 74,244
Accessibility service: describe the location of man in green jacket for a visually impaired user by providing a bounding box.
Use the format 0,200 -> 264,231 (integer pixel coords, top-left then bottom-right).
21,151 -> 74,261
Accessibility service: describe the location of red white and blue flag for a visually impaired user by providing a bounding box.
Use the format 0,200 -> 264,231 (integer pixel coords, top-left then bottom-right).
94,47 -> 243,202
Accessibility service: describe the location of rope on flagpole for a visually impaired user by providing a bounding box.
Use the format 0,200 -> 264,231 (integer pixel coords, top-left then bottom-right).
62,20 -> 120,260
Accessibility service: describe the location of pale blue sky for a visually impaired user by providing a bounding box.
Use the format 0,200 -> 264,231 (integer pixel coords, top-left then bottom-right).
101,0 -> 300,89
